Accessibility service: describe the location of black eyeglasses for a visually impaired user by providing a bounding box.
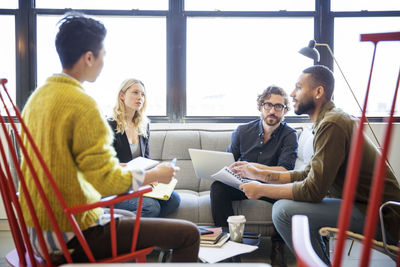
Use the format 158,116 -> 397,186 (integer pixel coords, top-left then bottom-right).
262,102 -> 286,112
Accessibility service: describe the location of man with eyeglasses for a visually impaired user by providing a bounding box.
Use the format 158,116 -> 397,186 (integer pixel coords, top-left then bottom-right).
210,85 -> 298,267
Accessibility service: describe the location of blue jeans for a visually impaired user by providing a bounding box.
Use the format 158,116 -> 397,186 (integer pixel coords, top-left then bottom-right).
114,191 -> 181,218
272,198 -> 374,264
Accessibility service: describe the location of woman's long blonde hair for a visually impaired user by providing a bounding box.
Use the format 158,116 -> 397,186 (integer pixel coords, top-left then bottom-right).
112,78 -> 149,137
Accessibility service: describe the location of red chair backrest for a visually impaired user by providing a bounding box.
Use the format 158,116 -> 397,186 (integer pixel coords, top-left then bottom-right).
332,32 -> 400,267
0,78 -> 153,266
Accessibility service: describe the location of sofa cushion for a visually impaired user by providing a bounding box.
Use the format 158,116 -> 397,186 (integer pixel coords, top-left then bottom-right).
166,189 -> 213,225
173,160 -> 201,191
163,131 -> 201,160
199,131 -> 232,151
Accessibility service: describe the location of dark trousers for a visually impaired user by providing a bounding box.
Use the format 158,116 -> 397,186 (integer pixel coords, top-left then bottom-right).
65,217 -> 200,263
210,181 -> 283,242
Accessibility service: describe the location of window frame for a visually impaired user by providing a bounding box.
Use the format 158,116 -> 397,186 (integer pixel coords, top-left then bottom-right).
7,0 -> 400,123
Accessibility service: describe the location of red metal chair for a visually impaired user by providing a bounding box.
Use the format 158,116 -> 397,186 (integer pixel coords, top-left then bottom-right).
292,31 -> 400,267
0,78 -> 154,266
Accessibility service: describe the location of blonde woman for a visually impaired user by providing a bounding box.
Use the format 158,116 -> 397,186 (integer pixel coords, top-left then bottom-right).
108,79 -> 181,217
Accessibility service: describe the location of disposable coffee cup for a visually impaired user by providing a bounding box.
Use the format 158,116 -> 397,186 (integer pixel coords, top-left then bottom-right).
227,215 -> 246,242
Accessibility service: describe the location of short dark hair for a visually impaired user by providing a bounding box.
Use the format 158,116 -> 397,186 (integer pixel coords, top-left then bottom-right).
257,85 -> 290,111
55,13 -> 106,69
302,65 -> 335,101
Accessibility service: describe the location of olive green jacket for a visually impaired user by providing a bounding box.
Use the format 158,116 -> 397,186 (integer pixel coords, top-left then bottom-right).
291,101 -> 400,240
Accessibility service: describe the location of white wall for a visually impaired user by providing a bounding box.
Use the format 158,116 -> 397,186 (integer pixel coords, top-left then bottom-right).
364,123 -> 400,183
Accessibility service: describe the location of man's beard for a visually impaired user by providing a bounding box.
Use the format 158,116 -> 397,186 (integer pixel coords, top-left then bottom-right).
262,114 -> 281,126
294,98 -> 315,115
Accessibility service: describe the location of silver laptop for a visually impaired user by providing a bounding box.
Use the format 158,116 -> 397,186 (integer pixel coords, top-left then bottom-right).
188,148 -> 235,179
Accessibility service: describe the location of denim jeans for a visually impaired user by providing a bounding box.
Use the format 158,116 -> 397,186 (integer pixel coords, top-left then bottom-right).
272,198 -> 371,264
114,191 -> 181,218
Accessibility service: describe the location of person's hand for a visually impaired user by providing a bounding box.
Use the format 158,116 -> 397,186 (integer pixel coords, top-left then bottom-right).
152,162 -> 180,184
250,162 -> 271,170
230,162 -> 260,180
239,181 -> 262,199
229,161 -> 249,169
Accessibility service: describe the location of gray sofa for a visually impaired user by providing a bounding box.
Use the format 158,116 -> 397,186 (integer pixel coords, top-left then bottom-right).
149,126 -> 314,237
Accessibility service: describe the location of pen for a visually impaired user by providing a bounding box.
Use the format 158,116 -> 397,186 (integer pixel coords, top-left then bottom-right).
171,157 -> 177,167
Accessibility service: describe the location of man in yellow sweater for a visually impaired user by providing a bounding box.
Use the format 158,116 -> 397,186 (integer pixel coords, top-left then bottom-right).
20,13 -> 199,263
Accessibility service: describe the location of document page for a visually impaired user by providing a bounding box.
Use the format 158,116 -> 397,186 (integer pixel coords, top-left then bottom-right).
127,156 -> 159,170
198,240 -> 258,263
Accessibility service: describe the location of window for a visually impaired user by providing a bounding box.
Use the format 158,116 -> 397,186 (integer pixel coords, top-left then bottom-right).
37,15 -> 166,117
35,0 -> 167,10
187,17 -> 313,116
332,0 -> 400,12
0,1 -> 17,9
185,0 -> 314,11
334,17 -> 400,116
0,15 -> 16,115
5,1 -> 400,122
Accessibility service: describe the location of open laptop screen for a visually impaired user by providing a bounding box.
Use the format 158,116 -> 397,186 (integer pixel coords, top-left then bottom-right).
188,148 -> 235,179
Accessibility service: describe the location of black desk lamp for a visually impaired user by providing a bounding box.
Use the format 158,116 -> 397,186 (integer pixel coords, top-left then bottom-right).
299,40 -> 320,62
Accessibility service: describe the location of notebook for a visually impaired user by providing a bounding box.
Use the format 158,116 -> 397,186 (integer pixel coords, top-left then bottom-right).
143,178 -> 177,200
211,166 -> 250,189
188,148 -> 235,179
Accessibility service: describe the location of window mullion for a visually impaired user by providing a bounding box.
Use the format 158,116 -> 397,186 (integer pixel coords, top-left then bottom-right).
16,0 -> 36,110
167,0 -> 186,122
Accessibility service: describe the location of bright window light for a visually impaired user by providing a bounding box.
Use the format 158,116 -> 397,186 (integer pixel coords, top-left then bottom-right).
35,0 -> 167,10
332,0 -> 400,11
37,15 -> 166,117
334,17 -> 400,116
187,17 -> 313,116
185,0 -> 314,11
0,1 -> 17,9
0,15 -> 16,115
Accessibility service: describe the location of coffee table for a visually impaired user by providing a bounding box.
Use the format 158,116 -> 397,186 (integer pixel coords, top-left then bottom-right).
158,227 -> 260,263
230,231 -> 261,262
198,227 -> 260,263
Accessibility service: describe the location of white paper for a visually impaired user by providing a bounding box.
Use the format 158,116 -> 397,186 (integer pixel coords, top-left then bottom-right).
198,240 -> 258,263
211,166 -> 244,189
127,156 -> 159,170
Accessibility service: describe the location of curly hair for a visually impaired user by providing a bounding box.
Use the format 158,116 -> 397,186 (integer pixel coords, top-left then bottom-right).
112,79 -> 149,137
256,85 -> 290,111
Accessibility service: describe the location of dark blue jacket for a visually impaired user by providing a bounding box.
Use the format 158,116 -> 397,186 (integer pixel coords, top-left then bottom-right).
228,119 -> 298,170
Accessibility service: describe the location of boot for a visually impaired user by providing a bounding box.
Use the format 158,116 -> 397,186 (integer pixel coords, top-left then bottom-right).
270,233 -> 288,267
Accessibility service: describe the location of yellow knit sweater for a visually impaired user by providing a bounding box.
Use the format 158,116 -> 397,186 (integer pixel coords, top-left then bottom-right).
20,75 -> 132,231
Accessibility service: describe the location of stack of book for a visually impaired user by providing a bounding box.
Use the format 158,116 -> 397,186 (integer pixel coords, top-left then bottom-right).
199,227 -> 229,247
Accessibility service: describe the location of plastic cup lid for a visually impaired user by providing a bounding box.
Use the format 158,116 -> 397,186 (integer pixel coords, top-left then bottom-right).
227,215 -> 246,223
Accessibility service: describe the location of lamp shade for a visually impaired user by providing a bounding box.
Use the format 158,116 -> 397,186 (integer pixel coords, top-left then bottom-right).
299,40 -> 320,62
